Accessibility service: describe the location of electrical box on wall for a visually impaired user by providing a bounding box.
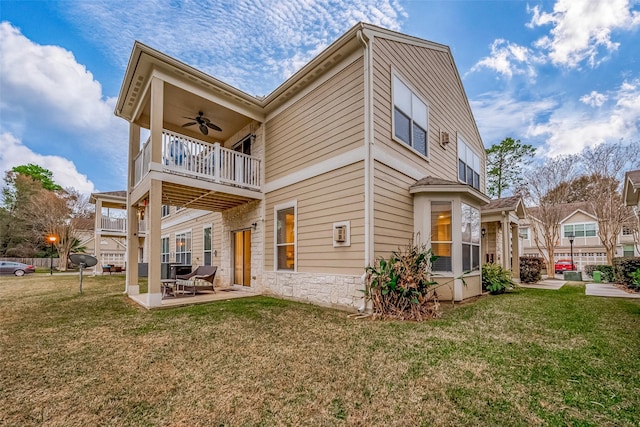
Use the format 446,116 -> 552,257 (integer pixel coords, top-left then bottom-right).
333,221 -> 350,247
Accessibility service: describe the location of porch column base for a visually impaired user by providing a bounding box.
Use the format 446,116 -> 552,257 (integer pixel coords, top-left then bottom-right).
127,284 -> 140,295
146,292 -> 162,308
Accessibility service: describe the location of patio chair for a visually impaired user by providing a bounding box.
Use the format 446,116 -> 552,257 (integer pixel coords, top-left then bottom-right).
176,265 -> 217,295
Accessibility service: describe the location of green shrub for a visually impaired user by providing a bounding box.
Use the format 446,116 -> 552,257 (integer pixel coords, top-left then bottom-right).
630,269 -> 640,289
520,257 -> 544,283
584,264 -> 614,281
366,243 -> 440,321
613,257 -> 640,290
482,263 -> 517,294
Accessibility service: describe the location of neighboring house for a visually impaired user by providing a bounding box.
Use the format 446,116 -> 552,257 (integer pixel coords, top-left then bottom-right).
114,22 -> 493,309
90,191 -> 128,272
623,169 -> 640,210
519,202 -> 638,271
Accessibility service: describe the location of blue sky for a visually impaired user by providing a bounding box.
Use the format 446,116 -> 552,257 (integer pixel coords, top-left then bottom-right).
1,0 -> 639,195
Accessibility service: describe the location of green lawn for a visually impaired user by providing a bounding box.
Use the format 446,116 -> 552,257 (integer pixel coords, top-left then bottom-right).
1,275 -> 639,426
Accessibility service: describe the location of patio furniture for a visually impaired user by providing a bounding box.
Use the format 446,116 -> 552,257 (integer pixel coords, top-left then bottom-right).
176,266 -> 217,295
161,279 -> 177,298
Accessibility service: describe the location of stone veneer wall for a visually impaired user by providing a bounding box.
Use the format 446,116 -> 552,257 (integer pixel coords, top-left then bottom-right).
262,271 -> 366,310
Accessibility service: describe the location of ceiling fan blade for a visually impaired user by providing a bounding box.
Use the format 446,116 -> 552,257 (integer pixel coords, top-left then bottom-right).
182,122 -> 197,127
199,124 -> 209,135
206,122 -> 222,132
183,116 -> 196,120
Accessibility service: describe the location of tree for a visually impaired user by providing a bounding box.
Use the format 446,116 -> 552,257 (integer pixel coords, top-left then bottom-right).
579,142 -> 640,264
486,137 -> 536,198
9,164 -> 62,191
27,188 -> 92,270
525,155 -> 577,277
543,174 -> 618,204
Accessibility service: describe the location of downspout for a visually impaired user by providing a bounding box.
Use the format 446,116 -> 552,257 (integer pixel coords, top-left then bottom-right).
357,28 -> 374,312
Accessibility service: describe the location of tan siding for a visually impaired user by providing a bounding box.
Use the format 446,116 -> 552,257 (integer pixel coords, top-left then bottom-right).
265,58 -> 365,182
373,160 -> 414,258
372,38 -> 485,191
265,162 -> 365,274
160,211 -> 222,266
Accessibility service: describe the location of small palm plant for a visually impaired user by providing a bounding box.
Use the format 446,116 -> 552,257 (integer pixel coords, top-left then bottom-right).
482,263 -> 517,294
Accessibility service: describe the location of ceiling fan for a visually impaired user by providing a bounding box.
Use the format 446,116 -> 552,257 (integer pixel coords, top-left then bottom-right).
182,111 -> 222,135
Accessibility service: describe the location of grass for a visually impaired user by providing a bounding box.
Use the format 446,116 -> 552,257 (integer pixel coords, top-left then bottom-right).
1,275 -> 639,426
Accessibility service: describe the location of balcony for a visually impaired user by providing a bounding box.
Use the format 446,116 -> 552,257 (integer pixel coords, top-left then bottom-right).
134,130 -> 261,191
101,216 -> 126,233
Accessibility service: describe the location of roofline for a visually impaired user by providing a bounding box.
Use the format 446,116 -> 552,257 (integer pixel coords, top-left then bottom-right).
558,208 -> 598,224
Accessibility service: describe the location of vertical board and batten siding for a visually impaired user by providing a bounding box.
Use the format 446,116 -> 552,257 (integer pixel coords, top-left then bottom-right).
373,160 -> 415,257
264,58 -> 365,182
371,38 -> 485,189
265,162 -> 365,275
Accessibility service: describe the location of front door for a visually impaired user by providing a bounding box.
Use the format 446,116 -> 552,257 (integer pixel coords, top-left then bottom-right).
233,230 -> 251,286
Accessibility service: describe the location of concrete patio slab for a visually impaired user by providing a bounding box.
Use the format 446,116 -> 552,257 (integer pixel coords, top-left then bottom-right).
519,280 -> 566,290
585,283 -> 640,299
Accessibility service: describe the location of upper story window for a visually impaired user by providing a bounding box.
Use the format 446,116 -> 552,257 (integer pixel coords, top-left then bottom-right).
392,75 -> 429,157
458,138 -> 480,190
622,225 -> 633,236
161,205 -> 170,217
564,223 -> 597,238
519,227 -> 530,240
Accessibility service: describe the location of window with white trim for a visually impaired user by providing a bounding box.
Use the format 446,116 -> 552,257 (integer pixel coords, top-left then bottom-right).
276,203 -> 296,271
623,244 -> 634,257
161,236 -> 170,263
519,227 -> 529,240
458,138 -> 480,190
564,223 -> 596,238
461,203 -> 481,272
161,205 -> 170,217
393,75 -> 428,156
431,201 -> 452,271
622,225 -> 633,236
203,226 -> 212,266
175,231 -> 192,264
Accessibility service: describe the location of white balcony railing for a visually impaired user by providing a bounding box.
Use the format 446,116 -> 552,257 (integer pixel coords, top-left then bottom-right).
101,217 -> 127,233
133,130 -> 261,191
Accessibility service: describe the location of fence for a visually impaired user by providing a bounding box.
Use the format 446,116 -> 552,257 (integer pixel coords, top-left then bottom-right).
1,257 -> 60,268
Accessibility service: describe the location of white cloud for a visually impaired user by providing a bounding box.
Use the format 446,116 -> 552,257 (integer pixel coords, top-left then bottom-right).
528,79 -> 640,156
0,22 -> 113,132
468,39 -> 541,79
528,0 -> 640,68
580,91 -> 608,107
0,132 -> 96,195
60,0 -> 406,95
470,92 -> 557,146
0,22 -> 129,189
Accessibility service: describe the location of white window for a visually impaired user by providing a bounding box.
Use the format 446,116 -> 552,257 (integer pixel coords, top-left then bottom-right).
461,203 -> 481,272
564,223 -> 597,238
161,236 -> 170,263
519,227 -> 529,240
203,226 -> 213,266
458,138 -> 480,190
175,231 -> 192,264
622,225 -> 633,236
393,75 -> 429,156
161,205 -> 170,217
431,201 -> 452,272
275,202 -> 296,271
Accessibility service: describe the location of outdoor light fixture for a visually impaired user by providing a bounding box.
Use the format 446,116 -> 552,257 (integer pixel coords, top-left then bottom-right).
568,233 -> 575,271
481,228 -> 486,238
48,235 -> 57,275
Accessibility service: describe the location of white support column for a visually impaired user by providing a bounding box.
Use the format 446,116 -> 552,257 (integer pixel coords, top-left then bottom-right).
511,224 -> 520,280
126,122 -> 141,295
501,213 -> 510,272
94,198 -> 103,275
147,179 -> 163,307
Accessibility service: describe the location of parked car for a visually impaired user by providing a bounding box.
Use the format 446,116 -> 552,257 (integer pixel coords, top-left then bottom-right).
0,261 -> 36,276
554,260 -> 575,274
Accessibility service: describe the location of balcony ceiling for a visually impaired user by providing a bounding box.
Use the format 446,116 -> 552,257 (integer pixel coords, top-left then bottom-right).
161,182 -> 258,212
136,83 -> 255,144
